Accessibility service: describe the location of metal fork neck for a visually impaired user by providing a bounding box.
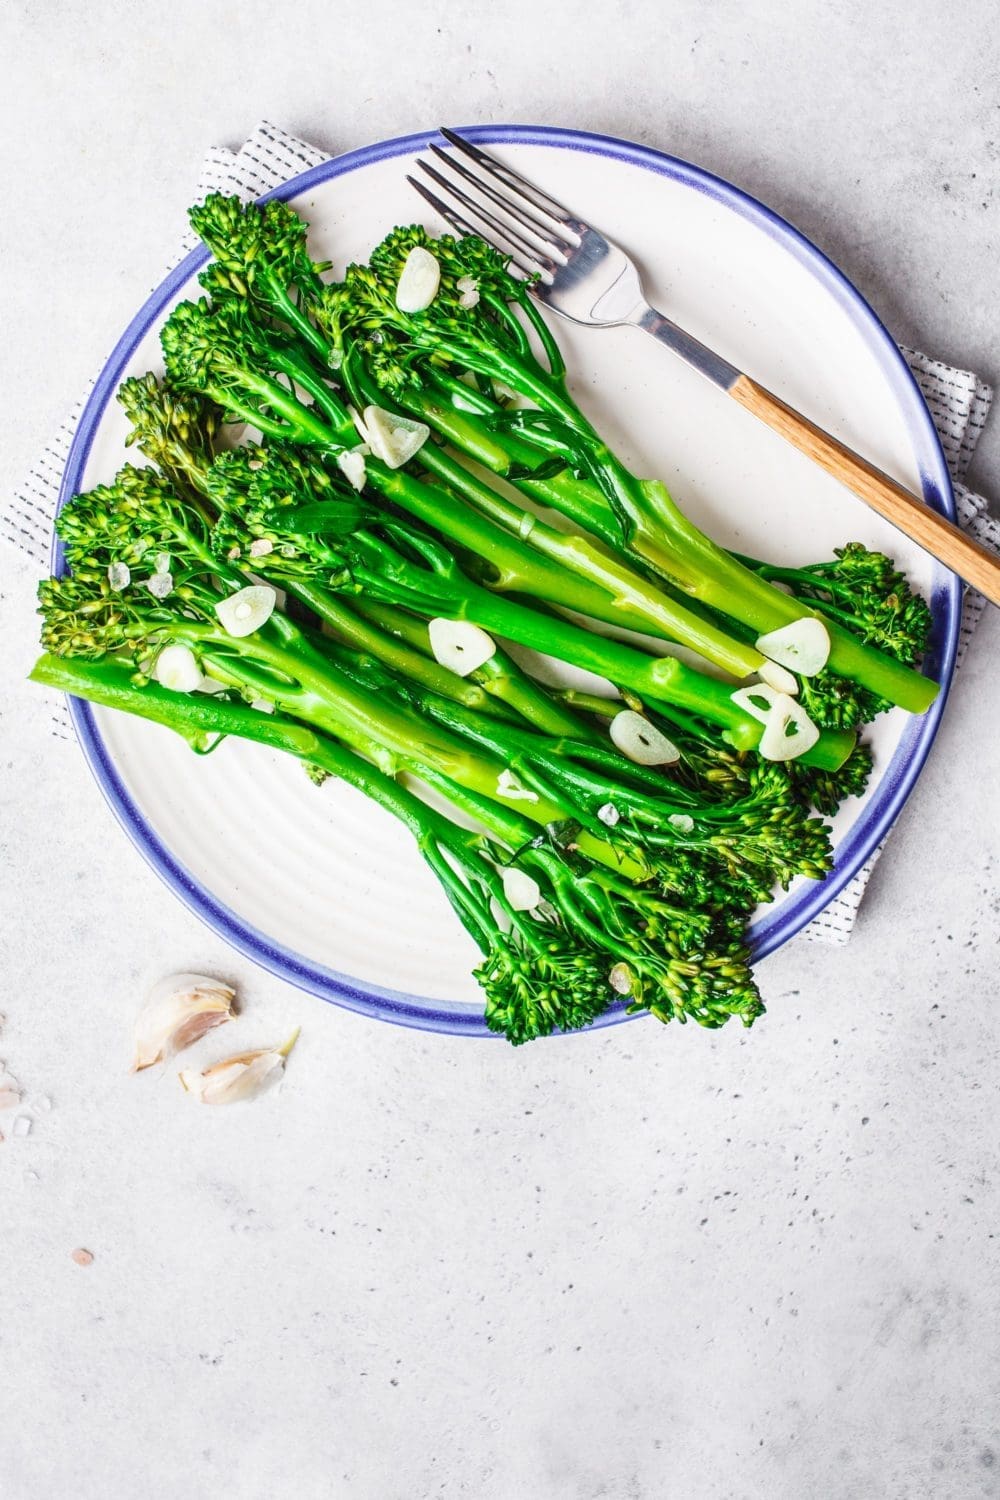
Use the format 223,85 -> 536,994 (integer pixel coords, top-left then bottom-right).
630,305 -> 741,392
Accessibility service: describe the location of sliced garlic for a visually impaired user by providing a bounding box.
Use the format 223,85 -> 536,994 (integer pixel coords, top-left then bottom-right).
179,1027 -> 300,1105
153,551 -> 171,574
609,710 -> 680,766
249,538 -> 274,558
428,617 -> 497,676
215,584 -> 276,638
500,866 -> 542,912
394,245 -> 441,313
132,972 -> 236,1072
337,448 -> 368,492
758,696 -> 820,762
456,275 -> 480,310
597,802 -> 620,827
196,674 -> 229,695
730,683 -> 782,723
153,644 -> 203,694
757,660 -> 799,696
107,561 -> 130,591
495,769 -> 538,803
668,813 -> 695,835
362,405 -> 430,469
348,405 -> 370,442
756,616 -> 831,677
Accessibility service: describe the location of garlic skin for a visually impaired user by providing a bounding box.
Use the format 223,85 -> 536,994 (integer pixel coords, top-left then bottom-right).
179,1028 -> 300,1105
132,972 -> 236,1073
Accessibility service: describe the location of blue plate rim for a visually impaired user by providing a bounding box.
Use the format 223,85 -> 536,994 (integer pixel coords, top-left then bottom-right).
55,122 -> 962,1037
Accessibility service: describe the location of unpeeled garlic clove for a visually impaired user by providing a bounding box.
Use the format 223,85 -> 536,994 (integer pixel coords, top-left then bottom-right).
132,972 -> 236,1073
179,1028 -> 300,1105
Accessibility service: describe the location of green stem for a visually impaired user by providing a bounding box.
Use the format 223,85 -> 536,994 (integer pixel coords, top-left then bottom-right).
629,481 -> 938,714
290,581 -> 511,720
166,614 -> 647,869
400,384 -> 938,716
351,597 -> 591,740
30,650 -> 504,958
267,277 -> 333,363
410,442 -> 766,678
415,578 -> 853,769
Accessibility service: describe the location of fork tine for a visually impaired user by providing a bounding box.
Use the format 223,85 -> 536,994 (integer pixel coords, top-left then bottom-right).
439,127 -> 574,222
414,160 -> 562,276
405,176 -> 540,279
426,143 -> 579,250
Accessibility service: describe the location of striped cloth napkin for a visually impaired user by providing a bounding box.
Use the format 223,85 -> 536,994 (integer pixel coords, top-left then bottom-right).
5,121 -> 997,945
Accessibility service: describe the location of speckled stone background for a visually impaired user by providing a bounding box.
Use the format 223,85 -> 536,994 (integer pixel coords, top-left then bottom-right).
2,4 -> 1000,1497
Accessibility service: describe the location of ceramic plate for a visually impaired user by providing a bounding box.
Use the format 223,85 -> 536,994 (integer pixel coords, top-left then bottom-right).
56,125 -> 960,1035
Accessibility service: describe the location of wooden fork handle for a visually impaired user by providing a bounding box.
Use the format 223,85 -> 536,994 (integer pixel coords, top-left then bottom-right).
729,374 -> 1000,607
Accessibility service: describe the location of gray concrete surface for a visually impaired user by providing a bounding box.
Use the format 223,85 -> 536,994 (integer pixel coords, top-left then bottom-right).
2,3 -> 999,1496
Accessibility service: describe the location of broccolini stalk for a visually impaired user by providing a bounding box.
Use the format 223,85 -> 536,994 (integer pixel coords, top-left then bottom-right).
189,193 -> 332,361
162,294 -> 770,680
27,653 -> 617,1043
349,596 -> 593,740
414,772 -> 763,1028
407,687 -> 833,905
33,651 -> 767,1039
46,472 -> 662,878
199,443 -> 854,769
737,544 -> 933,664
327,224 -> 937,717
338,346 -> 771,678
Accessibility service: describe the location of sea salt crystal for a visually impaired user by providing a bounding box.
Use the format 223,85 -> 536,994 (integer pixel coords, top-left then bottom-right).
146,571 -> 173,600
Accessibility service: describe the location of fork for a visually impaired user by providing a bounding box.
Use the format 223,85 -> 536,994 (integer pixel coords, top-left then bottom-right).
408,128 -> 1000,608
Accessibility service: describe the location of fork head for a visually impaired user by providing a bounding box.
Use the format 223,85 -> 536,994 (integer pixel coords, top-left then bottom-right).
408,128 -> 647,328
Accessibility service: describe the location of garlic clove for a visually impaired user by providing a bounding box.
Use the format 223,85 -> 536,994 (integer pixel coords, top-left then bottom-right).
215,585 -> 277,638
394,246 -> 441,313
179,1028 -> 299,1105
609,710 -> 680,766
153,644 -> 203,694
428,617 -> 497,677
362,406 -> 430,469
132,972 -> 236,1072
756,616 -> 831,677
